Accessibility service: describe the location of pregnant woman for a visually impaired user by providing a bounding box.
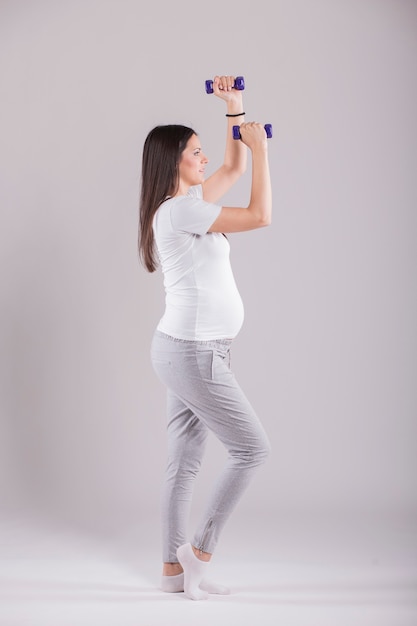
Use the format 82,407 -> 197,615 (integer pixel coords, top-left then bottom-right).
138,74 -> 272,600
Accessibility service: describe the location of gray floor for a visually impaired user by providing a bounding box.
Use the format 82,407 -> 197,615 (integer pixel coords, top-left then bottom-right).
1,512 -> 416,626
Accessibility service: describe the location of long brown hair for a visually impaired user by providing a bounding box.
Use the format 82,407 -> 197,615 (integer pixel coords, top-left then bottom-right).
138,124 -> 196,272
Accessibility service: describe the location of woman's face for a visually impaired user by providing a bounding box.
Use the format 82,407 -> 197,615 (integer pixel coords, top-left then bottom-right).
178,134 -> 209,189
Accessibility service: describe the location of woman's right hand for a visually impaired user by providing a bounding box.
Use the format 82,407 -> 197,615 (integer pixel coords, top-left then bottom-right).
238,122 -> 268,150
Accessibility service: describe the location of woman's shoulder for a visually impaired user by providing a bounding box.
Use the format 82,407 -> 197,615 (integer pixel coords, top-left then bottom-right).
158,186 -> 203,210
187,185 -> 203,199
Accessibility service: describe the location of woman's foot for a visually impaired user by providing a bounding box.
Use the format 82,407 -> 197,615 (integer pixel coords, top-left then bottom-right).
176,543 -> 210,600
161,571 -> 230,595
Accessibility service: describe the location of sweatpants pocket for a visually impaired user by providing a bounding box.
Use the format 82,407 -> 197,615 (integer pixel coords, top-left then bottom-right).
195,349 -> 214,381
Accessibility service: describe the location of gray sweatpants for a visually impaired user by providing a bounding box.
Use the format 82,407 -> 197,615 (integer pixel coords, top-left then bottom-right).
150,330 -> 271,563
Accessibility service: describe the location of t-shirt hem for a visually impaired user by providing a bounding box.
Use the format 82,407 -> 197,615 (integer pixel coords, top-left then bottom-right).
156,323 -> 238,342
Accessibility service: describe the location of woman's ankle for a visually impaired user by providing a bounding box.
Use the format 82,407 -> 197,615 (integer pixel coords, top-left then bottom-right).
192,545 -> 212,562
163,562 -> 184,576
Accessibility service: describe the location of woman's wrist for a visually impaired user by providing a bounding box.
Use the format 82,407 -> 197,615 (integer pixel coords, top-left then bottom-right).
226,101 -> 244,116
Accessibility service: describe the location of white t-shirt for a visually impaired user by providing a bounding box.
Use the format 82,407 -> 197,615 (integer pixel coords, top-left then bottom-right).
153,185 -> 244,340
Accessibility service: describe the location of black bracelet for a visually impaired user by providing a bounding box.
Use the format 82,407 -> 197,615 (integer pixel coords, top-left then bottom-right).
225,112 -> 245,117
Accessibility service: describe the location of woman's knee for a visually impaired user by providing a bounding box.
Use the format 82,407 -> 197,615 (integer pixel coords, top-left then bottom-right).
233,434 -> 271,468
254,435 -> 271,465
166,455 -> 203,479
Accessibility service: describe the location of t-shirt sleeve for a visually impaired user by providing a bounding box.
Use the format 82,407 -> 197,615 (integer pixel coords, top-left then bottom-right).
170,190 -> 221,235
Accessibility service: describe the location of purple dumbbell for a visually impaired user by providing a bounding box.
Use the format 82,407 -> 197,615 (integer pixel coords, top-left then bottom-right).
232,123 -> 273,140
205,75 -> 245,94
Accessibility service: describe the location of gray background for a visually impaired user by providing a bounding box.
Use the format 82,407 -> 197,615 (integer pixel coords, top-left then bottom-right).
1,0 -> 416,554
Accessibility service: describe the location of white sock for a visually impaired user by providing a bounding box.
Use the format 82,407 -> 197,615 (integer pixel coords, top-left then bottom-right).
176,543 -> 209,600
160,573 -> 183,593
161,572 -> 230,595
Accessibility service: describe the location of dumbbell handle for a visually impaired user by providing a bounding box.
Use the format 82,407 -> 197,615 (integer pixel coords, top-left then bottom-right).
232,124 -> 273,140
205,75 -> 245,94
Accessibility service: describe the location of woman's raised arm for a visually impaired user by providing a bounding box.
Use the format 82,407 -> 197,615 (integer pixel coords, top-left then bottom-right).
202,75 -> 248,203
208,122 -> 272,233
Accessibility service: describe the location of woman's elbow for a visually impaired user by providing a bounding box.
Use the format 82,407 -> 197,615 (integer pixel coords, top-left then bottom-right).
259,213 -> 272,228
232,164 -> 246,179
